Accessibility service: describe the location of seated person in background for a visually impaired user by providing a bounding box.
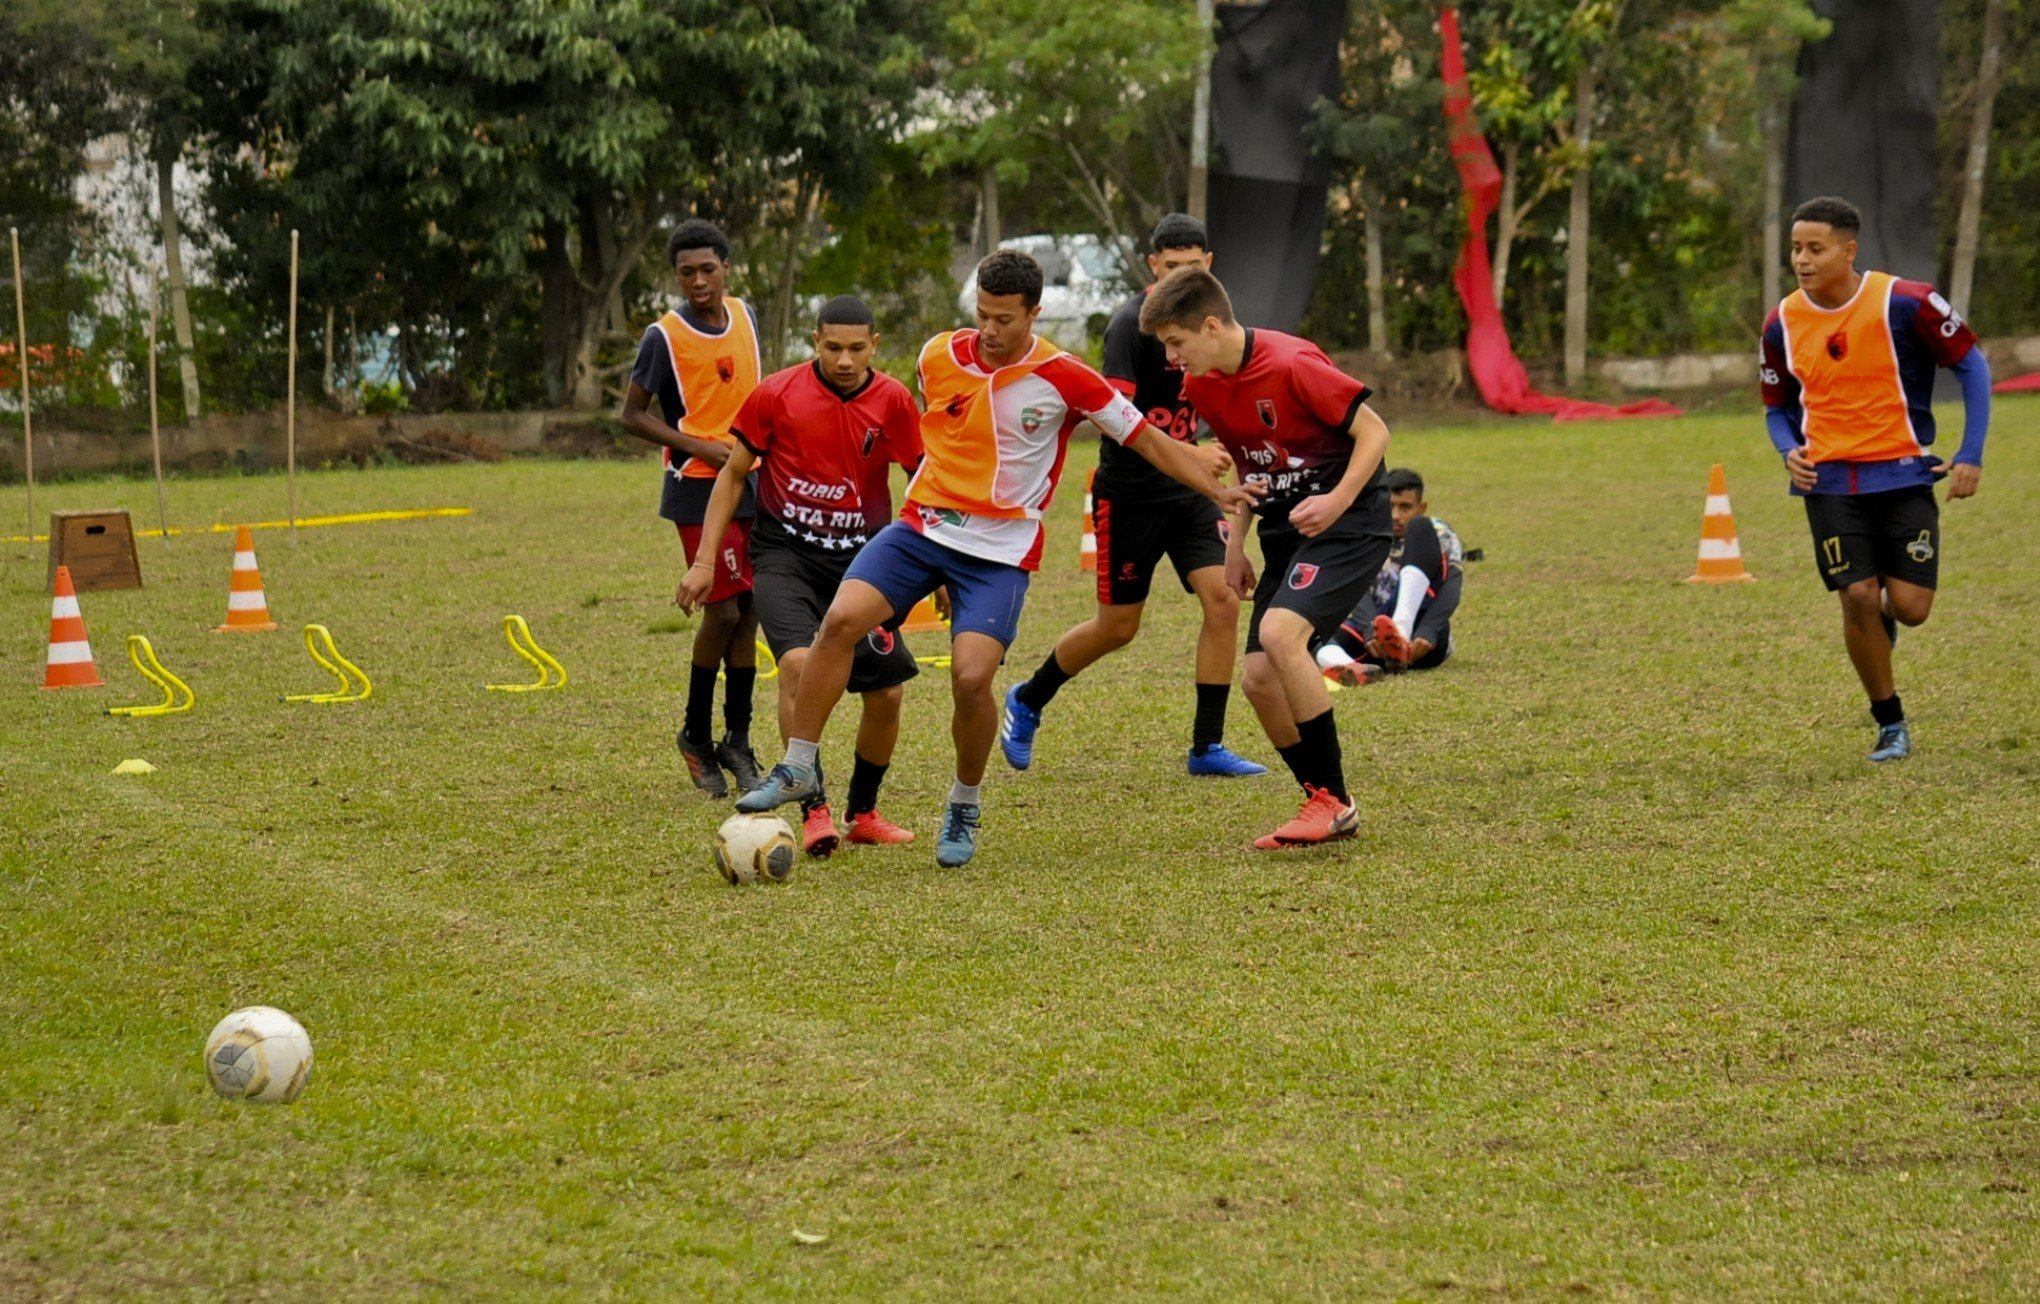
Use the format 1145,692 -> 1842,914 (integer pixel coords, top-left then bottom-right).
1316,467 -> 1463,684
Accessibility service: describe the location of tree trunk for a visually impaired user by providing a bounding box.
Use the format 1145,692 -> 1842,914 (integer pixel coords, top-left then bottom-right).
1949,0 -> 2006,315
767,174 -> 821,371
1361,176 -> 1389,358
344,307 -> 359,413
155,151 -> 201,420
540,221 -> 587,408
1761,93 -> 1785,312
1563,63 -> 1595,388
1494,142 -> 1520,306
323,305 -> 335,400
982,167 -> 1002,252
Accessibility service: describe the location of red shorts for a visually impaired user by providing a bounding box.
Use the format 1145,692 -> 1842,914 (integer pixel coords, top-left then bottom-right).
677,520 -> 753,604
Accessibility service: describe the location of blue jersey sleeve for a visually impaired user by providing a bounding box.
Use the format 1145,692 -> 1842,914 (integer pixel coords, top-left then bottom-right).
1950,349 -> 1992,467
1758,310 -> 1802,457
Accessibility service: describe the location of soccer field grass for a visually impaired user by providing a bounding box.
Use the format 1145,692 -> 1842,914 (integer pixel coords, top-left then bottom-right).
3,402 -> 2035,1298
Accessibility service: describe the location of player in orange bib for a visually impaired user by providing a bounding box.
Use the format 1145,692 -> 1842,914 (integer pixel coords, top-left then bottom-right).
1759,197 -> 1993,763
620,220 -> 766,797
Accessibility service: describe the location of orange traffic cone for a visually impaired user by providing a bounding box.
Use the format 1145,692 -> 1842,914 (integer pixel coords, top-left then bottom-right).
1685,464 -> 1755,583
901,594 -> 947,633
213,525 -> 279,631
42,565 -> 104,689
1078,467 -> 1098,573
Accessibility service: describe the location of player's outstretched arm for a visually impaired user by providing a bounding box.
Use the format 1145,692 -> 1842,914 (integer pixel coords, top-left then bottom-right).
1289,403 -> 1390,538
1131,425 -> 1261,512
677,443 -> 757,613
1939,349 -> 1991,500
619,383 -> 735,468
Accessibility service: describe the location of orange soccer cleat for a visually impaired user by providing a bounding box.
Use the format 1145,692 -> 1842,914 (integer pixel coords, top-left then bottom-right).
803,803 -> 842,858
1370,614 -> 1412,666
1252,785 -> 1359,850
844,810 -> 916,845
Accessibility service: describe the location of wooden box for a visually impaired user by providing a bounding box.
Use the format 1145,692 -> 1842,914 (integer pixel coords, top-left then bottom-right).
47,510 -> 142,592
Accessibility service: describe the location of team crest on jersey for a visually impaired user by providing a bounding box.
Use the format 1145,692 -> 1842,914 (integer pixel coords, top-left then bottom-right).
1906,530 -> 1935,563
945,393 -> 967,417
917,505 -> 965,530
862,426 -> 881,456
1256,398 -> 1278,429
716,355 -> 735,383
867,627 -> 897,655
1825,332 -> 1848,361
1288,562 -> 1319,589
1020,405 -> 1046,434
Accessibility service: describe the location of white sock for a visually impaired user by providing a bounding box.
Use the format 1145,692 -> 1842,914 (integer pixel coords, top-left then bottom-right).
949,779 -> 982,807
1316,643 -> 1355,671
1392,566 -> 1430,641
786,738 -> 820,771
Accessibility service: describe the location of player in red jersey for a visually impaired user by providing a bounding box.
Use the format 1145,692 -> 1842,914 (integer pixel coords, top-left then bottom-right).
1760,196 -> 1993,762
1142,269 -> 1392,849
680,297 -> 924,855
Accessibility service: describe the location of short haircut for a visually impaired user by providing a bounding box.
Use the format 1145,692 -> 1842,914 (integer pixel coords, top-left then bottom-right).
976,250 -> 1044,309
1383,468 -> 1425,498
668,219 -> 730,265
1150,212 -> 1209,253
1791,196 -> 1861,238
815,295 -> 876,331
1139,267 -> 1235,334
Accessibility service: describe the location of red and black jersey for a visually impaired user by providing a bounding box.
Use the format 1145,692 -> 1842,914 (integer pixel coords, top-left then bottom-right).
1182,328 -> 1377,522
1096,288 -> 1202,501
731,362 -> 923,551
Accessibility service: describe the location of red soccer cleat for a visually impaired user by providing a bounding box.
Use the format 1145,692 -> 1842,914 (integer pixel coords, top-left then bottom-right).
1252,785 -> 1359,849
1370,614 -> 1412,666
1323,661 -> 1384,688
844,809 -> 916,845
803,803 -> 841,858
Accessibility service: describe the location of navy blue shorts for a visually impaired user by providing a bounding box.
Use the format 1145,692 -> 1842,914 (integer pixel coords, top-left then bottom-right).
844,522 -> 1032,647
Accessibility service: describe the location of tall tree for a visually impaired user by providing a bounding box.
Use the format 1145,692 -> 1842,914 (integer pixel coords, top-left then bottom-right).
1948,0 -> 2009,313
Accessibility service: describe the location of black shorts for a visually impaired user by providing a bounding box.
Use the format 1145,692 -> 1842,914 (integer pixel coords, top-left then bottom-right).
750,527 -> 919,694
1804,486 -> 1940,592
1093,491 -> 1229,606
1245,515 -> 1393,656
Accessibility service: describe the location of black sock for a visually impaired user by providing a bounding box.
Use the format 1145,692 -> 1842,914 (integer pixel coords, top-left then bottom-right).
1870,694 -> 1905,727
1274,738 -> 1311,789
846,753 -> 888,817
723,666 -> 756,740
1015,649 -> 1073,712
1191,682 -> 1230,754
1295,709 -> 1347,803
684,664 -> 718,744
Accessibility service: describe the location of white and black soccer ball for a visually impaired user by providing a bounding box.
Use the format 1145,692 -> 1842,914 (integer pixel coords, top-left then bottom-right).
715,813 -> 798,885
204,1006 -> 314,1103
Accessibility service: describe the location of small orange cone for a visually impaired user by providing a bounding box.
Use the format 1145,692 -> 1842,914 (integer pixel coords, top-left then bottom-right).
214,525 -> 279,631
42,565 -> 104,690
901,595 -> 947,633
1685,464 -> 1756,583
1078,467 -> 1098,573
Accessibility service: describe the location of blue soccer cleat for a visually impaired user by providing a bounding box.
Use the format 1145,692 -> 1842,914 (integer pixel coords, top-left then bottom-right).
1187,744 -> 1269,778
734,761 -> 821,812
999,684 -> 1041,771
1868,721 -> 1911,763
935,802 -> 981,868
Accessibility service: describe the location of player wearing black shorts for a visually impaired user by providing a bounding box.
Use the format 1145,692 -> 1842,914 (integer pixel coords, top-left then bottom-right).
680,296 -> 925,856
1001,214 -> 1266,778
1143,268 -> 1392,850
1760,197 -> 1992,762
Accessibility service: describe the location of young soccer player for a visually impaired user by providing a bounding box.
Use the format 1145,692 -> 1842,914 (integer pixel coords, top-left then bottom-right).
619,219 -> 766,797
1000,214 -> 1266,778
737,251 -> 1256,867
1142,268 -> 1392,849
679,296 -> 924,857
1760,196 -> 1992,762
1315,467 -> 1464,684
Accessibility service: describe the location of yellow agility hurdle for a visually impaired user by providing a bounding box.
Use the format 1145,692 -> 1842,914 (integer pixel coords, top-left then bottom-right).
106,635 -> 196,717
714,638 -> 778,683
284,623 -> 373,704
486,615 -> 568,692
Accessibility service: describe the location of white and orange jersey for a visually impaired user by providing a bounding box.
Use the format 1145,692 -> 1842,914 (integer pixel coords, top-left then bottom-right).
906,329 -> 1148,569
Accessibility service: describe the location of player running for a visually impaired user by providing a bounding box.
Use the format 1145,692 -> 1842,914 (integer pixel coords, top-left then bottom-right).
738,251 -> 1257,867
1001,214 -> 1267,778
1141,268 -> 1392,849
679,296 -> 924,857
1760,196 -> 1992,762
619,219 -> 766,797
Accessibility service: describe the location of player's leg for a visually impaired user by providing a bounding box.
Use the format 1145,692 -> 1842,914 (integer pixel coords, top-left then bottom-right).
1808,491 -> 1922,763
713,525 -> 763,789
1372,517 -> 1444,667
680,603 -> 738,796
845,628 -> 919,846
936,551 -> 1031,868
1182,562 -> 1266,776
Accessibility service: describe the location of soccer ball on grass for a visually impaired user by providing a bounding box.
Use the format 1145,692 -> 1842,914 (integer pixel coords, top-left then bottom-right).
204,1005 -> 314,1103
715,813 -> 798,885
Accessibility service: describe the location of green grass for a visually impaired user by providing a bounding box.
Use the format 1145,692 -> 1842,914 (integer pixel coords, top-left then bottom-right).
3,401 -> 2036,1298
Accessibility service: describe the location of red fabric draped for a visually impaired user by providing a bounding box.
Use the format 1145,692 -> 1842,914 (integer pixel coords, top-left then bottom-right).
1438,8 -> 1681,422
1993,371 -> 2040,393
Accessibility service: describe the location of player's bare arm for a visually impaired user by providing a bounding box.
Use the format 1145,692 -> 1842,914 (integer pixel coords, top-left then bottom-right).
620,383 -> 734,467
1223,502 -> 1256,600
1288,403 -> 1389,538
1131,425 -> 1262,512
677,443 -> 757,613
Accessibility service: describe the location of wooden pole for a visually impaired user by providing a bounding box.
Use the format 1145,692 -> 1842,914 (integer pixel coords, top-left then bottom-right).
286,229 -> 299,539
10,228 -> 34,545
148,266 -> 169,543
1189,0 -> 1213,221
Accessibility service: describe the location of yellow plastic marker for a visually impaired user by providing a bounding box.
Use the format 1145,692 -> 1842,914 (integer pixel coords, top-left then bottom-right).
486,615 -> 569,692
715,637 -> 779,684
3,506 -> 472,545
107,635 -> 196,717
283,623 -> 373,704
915,654 -> 953,669
112,758 -> 157,775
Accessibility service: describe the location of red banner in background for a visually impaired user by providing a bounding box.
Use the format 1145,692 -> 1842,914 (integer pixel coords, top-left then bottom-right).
1438,8 -> 1681,422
